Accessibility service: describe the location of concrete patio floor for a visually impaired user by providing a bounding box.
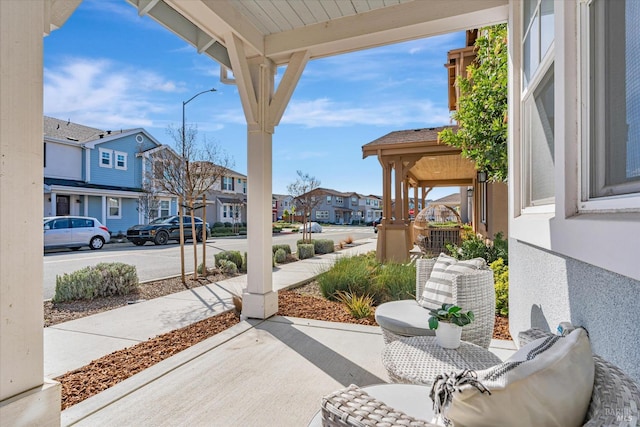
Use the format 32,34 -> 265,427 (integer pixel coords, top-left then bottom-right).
61,315 -> 515,426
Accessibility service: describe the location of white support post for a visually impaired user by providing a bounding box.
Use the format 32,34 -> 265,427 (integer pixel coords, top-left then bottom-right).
51,192 -> 57,216
0,1 -> 61,423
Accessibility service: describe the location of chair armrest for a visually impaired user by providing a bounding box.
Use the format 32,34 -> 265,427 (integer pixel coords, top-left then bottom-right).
321,385 -> 439,427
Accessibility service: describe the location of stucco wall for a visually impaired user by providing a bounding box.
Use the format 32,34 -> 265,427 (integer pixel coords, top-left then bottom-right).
510,238 -> 640,384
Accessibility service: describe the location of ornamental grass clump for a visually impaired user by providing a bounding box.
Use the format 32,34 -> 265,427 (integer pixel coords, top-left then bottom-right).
336,290 -> 374,319
317,254 -> 378,301
374,262 -> 416,303
54,262 -> 138,303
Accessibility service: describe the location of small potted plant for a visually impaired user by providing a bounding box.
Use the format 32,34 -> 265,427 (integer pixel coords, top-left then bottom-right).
428,303 -> 475,349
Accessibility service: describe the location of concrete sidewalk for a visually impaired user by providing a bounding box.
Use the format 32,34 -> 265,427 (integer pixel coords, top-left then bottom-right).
44,238 -> 379,378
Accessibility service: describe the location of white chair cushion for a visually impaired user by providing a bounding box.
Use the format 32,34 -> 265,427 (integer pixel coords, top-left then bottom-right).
434,328 -> 595,427
419,254 -> 485,310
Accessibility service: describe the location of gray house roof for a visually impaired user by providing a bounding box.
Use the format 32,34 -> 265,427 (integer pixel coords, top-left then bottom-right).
43,116 -> 132,144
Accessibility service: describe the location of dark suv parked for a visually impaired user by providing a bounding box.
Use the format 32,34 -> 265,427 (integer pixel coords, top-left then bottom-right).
127,215 -> 210,246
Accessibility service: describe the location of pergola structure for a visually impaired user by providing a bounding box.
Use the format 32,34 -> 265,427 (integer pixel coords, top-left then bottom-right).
1,1 -> 508,423
362,126 -> 478,262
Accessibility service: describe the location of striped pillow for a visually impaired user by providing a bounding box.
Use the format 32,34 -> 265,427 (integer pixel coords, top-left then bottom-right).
419,256 -> 486,310
418,253 -> 458,310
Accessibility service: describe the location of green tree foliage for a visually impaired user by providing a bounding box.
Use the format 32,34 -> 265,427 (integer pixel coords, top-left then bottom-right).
439,24 -> 508,182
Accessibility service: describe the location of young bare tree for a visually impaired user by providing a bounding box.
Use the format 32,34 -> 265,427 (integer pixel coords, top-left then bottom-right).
149,124 -> 233,282
287,170 -> 323,243
137,181 -> 161,223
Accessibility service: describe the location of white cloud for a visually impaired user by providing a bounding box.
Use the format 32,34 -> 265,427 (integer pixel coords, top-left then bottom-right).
44,57 -> 183,128
279,98 -> 451,128
213,96 -> 451,129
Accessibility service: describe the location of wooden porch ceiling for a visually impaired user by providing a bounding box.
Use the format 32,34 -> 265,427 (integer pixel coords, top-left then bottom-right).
362,126 -> 477,187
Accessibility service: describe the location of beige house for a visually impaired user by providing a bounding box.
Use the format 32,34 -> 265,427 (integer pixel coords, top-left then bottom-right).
2,1 -> 638,424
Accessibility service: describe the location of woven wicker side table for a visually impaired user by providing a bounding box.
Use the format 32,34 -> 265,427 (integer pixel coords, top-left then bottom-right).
383,336 -> 503,385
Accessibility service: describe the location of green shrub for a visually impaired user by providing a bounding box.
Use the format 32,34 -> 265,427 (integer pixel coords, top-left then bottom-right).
317,255 -> 378,301
272,244 -> 292,255
215,250 -> 243,269
210,227 -> 235,236
218,259 -> 238,274
212,222 -> 224,228
314,239 -> 335,254
272,226 -> 282,234
446,231 -> 508,265
491,258 -> 509,316
197,262 -> 205,275
223,222 -> 233,228
54,262 -> 138,302
336,291 -> 374,319
274,248 -> 287,264
297,243 -> 315,260
374,263 -> 416,303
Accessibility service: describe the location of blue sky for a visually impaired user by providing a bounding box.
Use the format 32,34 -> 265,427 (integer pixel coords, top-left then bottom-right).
44,0 -> 463,199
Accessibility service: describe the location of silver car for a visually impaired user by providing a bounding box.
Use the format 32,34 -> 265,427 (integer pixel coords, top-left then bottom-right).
43,216 -> 111,251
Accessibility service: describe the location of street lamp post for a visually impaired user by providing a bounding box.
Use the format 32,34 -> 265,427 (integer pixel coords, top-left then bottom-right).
182,88 -> 216,158
178,87 -> 216,281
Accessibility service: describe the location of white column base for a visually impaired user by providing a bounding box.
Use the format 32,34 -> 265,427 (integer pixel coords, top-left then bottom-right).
0,379 -> 60,427
241,291 -> 278,319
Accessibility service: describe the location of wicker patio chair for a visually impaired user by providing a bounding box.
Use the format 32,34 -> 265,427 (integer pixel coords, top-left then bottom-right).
318,329 -> 640,427
375,257 -> 496,348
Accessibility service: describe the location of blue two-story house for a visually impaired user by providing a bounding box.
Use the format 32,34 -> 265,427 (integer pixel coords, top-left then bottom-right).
43,116 -> 178,235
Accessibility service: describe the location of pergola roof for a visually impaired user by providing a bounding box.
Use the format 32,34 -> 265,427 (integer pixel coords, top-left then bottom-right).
125,0 -> 508,67
362,126 -> 477,187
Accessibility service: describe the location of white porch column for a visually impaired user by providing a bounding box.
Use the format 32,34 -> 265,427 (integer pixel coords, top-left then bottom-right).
0,1 -> 64,424
243,125 -> 278,318
101,195 -> 107,224
242,56 -> 278,318
225,33 -> 309,319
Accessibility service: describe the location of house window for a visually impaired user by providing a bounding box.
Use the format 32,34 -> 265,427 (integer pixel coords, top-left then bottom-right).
326,195 -> 332,204
107,197 -> 121,218
366,199 -> 371,206
222,205 -> 229,218
351,197 -> 357,205
99,148 -> 112,168
315,210 -> 329,220
521,0 -> 555,208
222,176 -> 234,191
336,196 -> 343,204
159,200 -> 170,217
583,0 -> 640,205
115,151 -> 127,170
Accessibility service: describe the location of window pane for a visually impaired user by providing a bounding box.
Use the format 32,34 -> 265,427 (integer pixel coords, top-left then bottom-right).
525,68 -> 555,205
540,0 -> 554,58
590,0 -> 640,197
523,4 -> 540,87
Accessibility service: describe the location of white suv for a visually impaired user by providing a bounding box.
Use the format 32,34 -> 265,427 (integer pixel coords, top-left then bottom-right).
43,216 -> 111,251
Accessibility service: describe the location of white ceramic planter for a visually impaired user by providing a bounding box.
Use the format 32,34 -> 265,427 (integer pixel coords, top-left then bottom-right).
435,322 -> 462,349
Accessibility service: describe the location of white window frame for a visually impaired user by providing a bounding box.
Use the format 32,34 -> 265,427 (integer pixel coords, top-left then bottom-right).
114,151 -> 127,170
579,0 -> 640,212
326,195 -> 332,204
107,197 -> 121,219
159,199 -> 170,217
315,210 -> 329,220
336,196 -> 343,204
99,148 -> 113,168
520,0 -> 556,213
222,176 -> 233,191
